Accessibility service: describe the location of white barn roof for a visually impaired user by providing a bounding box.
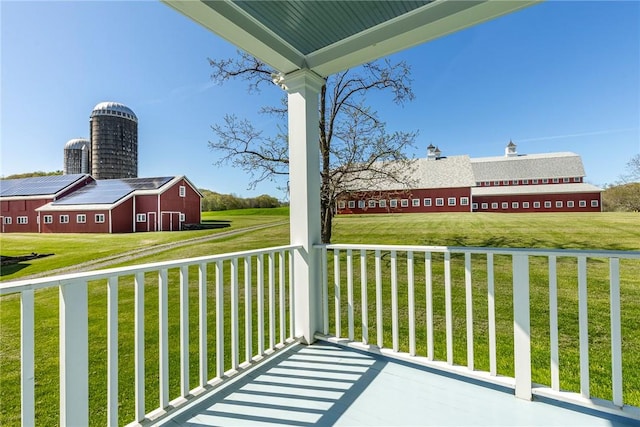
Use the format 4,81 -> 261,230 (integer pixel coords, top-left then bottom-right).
471,152 -> 586,182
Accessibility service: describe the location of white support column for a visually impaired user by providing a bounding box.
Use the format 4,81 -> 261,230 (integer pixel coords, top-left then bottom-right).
283,69 -> 325,344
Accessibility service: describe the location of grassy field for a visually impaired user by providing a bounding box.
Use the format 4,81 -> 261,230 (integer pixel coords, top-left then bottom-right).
0,211 -> 639,426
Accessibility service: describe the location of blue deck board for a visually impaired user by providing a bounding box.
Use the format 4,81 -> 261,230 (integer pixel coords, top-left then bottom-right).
159,342 -> 636,427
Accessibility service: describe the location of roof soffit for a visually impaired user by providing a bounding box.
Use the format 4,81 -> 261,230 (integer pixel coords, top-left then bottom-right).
163,0 -> 539,77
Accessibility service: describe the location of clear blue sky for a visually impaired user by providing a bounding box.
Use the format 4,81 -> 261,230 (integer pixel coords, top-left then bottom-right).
1,1 -> 638,198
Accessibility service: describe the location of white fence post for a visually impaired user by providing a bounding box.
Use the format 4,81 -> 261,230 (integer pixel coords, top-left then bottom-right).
59,281 -> 88,426
513,254 -> 532,400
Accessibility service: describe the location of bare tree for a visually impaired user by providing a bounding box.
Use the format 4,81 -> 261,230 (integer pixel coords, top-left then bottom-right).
208,51 -> 418,243
623,154 -> 640,182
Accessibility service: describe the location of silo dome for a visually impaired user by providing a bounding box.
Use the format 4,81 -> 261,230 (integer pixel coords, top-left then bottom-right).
90,101 -> 138,123
63,138 -> 91,175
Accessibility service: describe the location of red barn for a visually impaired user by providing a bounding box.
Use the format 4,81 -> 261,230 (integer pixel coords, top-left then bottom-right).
1,175 -> 201,233
338,142 -> 603,214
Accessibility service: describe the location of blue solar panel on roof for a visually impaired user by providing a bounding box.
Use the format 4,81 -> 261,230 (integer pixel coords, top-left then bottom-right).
0,174 -> 87,197
51,176 -> 174,205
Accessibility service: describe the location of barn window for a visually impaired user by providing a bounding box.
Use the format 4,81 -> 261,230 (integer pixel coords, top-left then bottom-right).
379,200 -> 387,208
563,178 -> 570,183
472,203 -> 478,210
481,203 -> 488,210
435,198 -> 444,206
494,181 -> 500,186
179,185 -> 186,197
553,178 -> 559,183
136,213 -> 147,222
534,201 -> 541,209
491,203 -> 498,209
579,200 -> 587,207
44,215 -> 53,224
3,217 -> 11,224
502,180 -> 509,185
522,179 -> 529,184
523,202 -> 530,209
17,216 -> 28,224
591,200 -> 599,207
368,200 -> 377,208
567,201 -> 574,208
401,199 -> 409,207
180,213 -> 186,222
390,199 -> 398,208
512,180 -> 519,185
533,179 -> 539,184
95,214 -> 105,223
348,201 -> 355,209
501,202 -> 508,209
460,197 -> 469,206
76,214 -> 86,224
358,200 -> 365,208
448,197 -> 456,206
543,179 -> 549,184
512,202 -> 519,209
60,215 -> 69,224
574,177 -> 581,182
338,201 -> 346,209
412,199 -> 420,207
423,198 -> 432,207
556,201 -> 563,208
544,201 -> 551,208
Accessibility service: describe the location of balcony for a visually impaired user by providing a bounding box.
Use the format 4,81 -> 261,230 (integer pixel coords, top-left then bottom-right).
2,243 -> 639,426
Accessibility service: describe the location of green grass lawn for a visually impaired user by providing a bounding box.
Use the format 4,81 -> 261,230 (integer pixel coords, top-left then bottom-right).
0,211 -> 638,426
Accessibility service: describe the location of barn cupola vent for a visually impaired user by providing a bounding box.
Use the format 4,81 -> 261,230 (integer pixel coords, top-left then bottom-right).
427,144 -> 442,160
505,140 -> 517,157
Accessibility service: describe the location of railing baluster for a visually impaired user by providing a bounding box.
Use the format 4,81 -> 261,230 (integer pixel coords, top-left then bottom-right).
375,249 -> 383,348
245,256 -> 252,364
107,277 -> 118,427
444,252 -> 453,365
231,258 -> 239,370
289,250 -> 295,339
269,252 -> 276,349
180,266 -> 190,396
609,257 -> 623,407
279,250 -> 286,345
322,247 -> 329,334
21,289 -> 35,427
360,249 -> 368,345
257,254 -> 265,355
391,250 -> 399,352
334,249 -> 341,339
347,249 -> 354,341
513,254 -> 531,400
60,280 -> 89,426
134,273 -> 145,422
487,253 -> 496,376
408,251 -> 416,357
465,252 -> 474,370
578,256 -> 590,398
197,264 -> 207,387
180,265 -> 189,397
158,269 -> 169,409
548,255 -> 559,391
215,260 -> 224,378
425,252 -> 433,361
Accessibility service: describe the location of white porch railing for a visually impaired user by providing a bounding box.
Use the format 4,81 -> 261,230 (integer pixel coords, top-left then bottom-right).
0,245 -> 300,426
317,244 -> 640,421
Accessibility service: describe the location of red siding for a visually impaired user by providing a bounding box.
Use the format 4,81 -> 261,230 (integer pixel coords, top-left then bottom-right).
159,179 -> 201,230
473,192 -> 602,213
338,187 -> 472,214
134,194 -> 159,232
39,209 -> 113,233
1,198 -> 52,233
111,199 -> 134,233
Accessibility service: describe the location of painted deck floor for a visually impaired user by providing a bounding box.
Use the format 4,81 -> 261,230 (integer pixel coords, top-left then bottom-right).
158,342 -> 636,427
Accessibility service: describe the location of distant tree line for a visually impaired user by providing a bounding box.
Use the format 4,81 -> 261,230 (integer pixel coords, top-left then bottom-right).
199,189 -> 283,211
2,170 -> 63,179
602,155 -> 640,212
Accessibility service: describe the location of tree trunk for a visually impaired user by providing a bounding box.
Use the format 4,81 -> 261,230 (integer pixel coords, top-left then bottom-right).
319,83 -> 332,244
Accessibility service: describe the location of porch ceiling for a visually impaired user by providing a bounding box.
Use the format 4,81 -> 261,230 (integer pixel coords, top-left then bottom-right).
162,0 -> 539,77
